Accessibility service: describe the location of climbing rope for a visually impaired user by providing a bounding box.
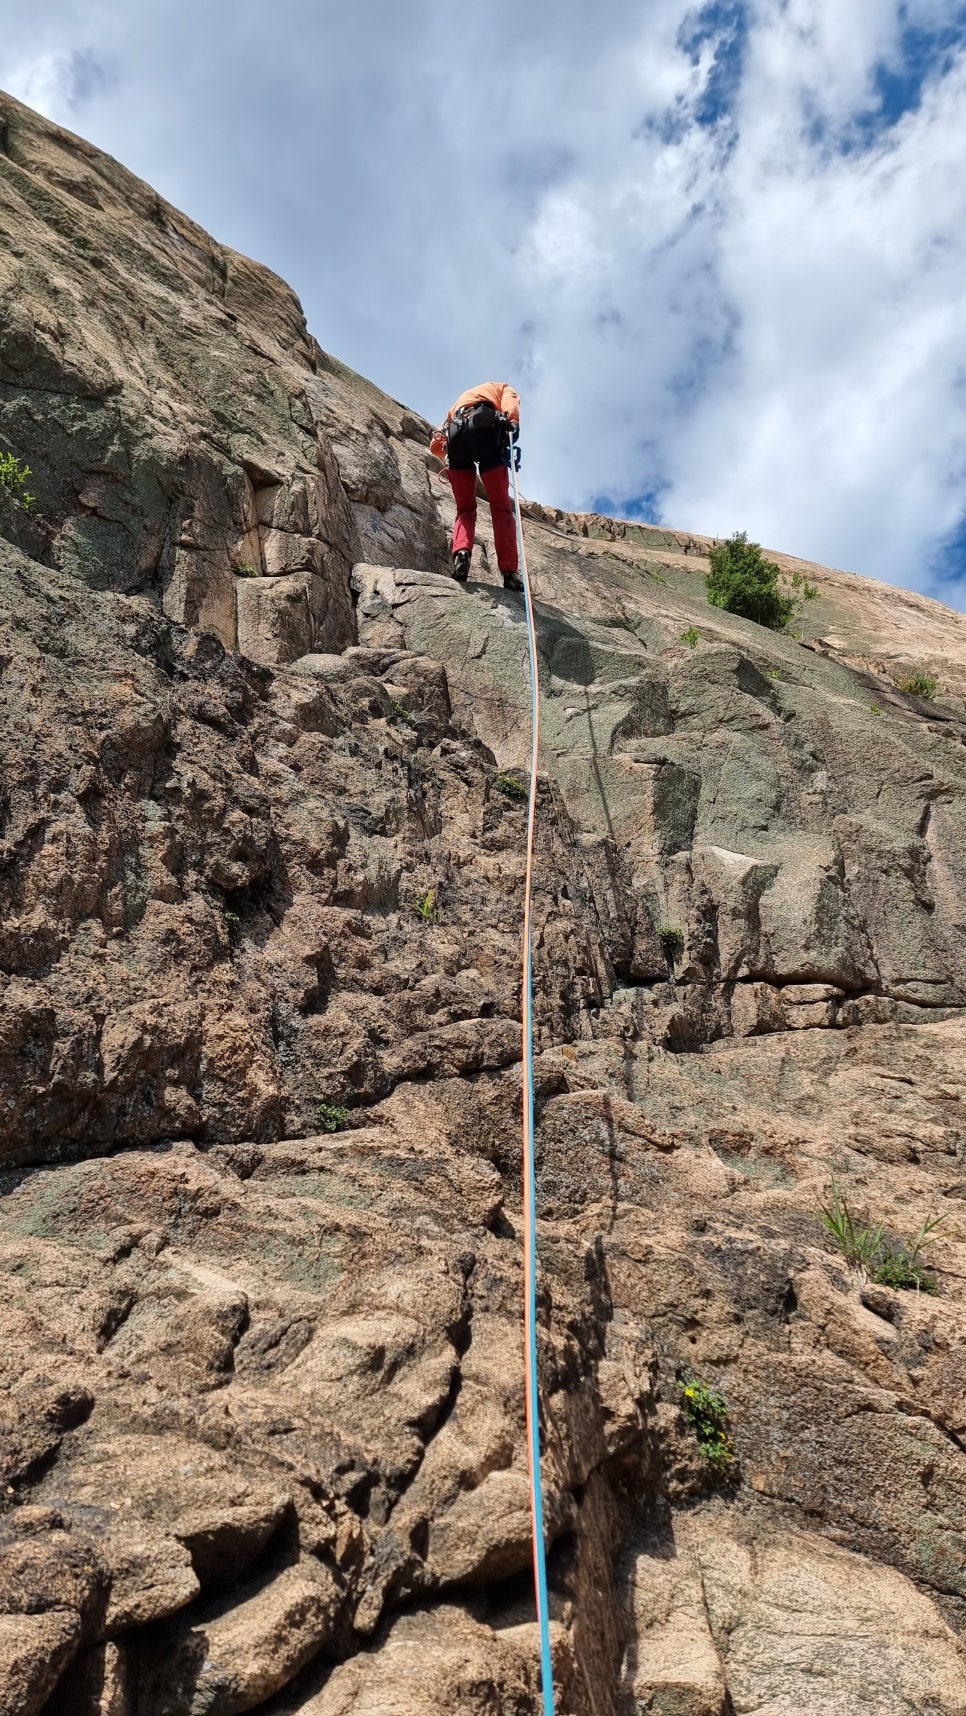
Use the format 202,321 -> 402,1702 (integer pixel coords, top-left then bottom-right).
508,457 -> 557,1716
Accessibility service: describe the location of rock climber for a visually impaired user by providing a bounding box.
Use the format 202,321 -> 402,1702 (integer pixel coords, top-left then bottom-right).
430,382 -> 524,592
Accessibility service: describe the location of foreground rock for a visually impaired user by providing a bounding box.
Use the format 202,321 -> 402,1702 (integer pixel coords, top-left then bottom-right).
2,89 -> 966,1715
622,1508 -> 966,1715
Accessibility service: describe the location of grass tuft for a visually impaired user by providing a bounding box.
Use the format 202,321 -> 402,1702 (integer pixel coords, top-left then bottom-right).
819,1178 -> 883,1268
819,1179 -> 943,1291
412,887 -> 440,922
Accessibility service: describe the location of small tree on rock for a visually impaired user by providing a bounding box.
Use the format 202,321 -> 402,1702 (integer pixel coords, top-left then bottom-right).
706,531 -> 816,631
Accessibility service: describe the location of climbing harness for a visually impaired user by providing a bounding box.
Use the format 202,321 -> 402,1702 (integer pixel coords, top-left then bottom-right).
450,399 -> 500,436
509,457 -> 557,1716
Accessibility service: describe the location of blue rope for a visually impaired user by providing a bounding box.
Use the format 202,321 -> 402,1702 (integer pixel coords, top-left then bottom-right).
509,456 -> 557,1716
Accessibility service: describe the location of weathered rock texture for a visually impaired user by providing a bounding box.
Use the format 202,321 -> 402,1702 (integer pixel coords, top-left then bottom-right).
2,90 -> 966,1716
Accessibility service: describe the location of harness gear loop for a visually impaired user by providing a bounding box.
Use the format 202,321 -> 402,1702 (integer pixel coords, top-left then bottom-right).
510,459 -> 557,1716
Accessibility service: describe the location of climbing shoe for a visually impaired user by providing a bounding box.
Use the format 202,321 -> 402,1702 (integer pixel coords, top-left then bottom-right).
502,571 -> 525,594
452,550 -> 471,582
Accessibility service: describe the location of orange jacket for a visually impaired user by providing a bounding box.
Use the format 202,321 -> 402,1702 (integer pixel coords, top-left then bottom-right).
429,381 -> 521,459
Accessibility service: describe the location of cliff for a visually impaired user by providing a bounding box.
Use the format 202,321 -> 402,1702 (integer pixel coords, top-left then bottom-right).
2,90 -> 966,1716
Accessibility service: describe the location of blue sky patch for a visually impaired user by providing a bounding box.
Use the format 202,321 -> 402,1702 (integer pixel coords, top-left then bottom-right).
873,12 -> 966,126
808,10 -> 966,153
929,507 -> 966,604
677,0 -> 750,130
589,487 -> 668,526
635,1 -> 749,147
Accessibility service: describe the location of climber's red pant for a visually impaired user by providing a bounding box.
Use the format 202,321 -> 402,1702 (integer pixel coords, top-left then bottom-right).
448,463 -> 518,573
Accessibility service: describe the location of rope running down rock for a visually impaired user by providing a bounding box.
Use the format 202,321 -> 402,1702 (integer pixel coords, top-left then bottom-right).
509,454 -> 557,1716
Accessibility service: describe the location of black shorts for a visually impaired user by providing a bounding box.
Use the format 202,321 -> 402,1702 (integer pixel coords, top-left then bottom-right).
447,420 -> 509,475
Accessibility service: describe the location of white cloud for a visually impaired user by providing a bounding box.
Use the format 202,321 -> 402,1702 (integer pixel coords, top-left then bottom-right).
3,0 -> 966,605
663,11 -> 966,593
3,50 -> 77,116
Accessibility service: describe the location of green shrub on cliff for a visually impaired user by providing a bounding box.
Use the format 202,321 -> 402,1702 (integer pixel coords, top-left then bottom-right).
495,770 -> 528,799
0,450 -> 35,509
659,924 -> 684,964
874,1245 -> 937,1292
873,1213 -> 944,1292
680,1379 -> 736,1472
897,670 -> 937,700
706,531 -> 816,631
314,1101 -> 350,1133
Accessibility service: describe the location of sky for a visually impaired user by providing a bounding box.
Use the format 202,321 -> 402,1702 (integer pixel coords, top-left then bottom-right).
4,0 -> 966,609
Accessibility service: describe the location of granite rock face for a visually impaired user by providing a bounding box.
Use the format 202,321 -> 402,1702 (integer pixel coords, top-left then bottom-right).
3,91 -> 966,1715
0,91 -> 447,667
